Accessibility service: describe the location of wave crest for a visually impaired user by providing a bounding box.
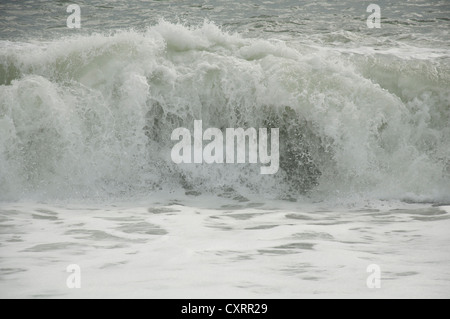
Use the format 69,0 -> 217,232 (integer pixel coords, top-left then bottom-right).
1,21 -> 449,202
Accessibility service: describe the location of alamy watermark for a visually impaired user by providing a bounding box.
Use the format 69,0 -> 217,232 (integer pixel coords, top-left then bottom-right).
66,264 -> 81,289
171,120 -> 279,174
66,4 -> 81,29
366,264 -> 381,289
367,4 -> 381,29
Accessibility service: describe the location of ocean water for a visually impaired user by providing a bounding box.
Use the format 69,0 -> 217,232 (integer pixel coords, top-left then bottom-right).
0,0 -> 449,298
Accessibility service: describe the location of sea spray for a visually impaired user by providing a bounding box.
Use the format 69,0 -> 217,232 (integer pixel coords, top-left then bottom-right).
0,21 -> 449,202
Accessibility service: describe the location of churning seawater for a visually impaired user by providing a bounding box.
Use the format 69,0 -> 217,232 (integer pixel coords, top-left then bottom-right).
0,0 -> 449,298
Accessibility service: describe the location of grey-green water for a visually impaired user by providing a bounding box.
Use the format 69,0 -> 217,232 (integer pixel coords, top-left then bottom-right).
1,0 -> 450,299
1,0 -> 449,48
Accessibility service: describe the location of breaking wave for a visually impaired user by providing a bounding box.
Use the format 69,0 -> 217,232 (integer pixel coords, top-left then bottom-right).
1,21 -> 449,202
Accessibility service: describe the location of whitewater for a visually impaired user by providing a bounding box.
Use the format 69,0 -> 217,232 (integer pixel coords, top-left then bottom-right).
0,0 -> 449,298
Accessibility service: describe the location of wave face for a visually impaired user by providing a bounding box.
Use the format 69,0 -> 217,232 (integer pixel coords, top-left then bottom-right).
1,21 -> 449,202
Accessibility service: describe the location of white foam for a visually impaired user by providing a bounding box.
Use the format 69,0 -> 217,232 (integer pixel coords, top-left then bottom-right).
0,21 -> 449,202
1,198 -> 449,298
